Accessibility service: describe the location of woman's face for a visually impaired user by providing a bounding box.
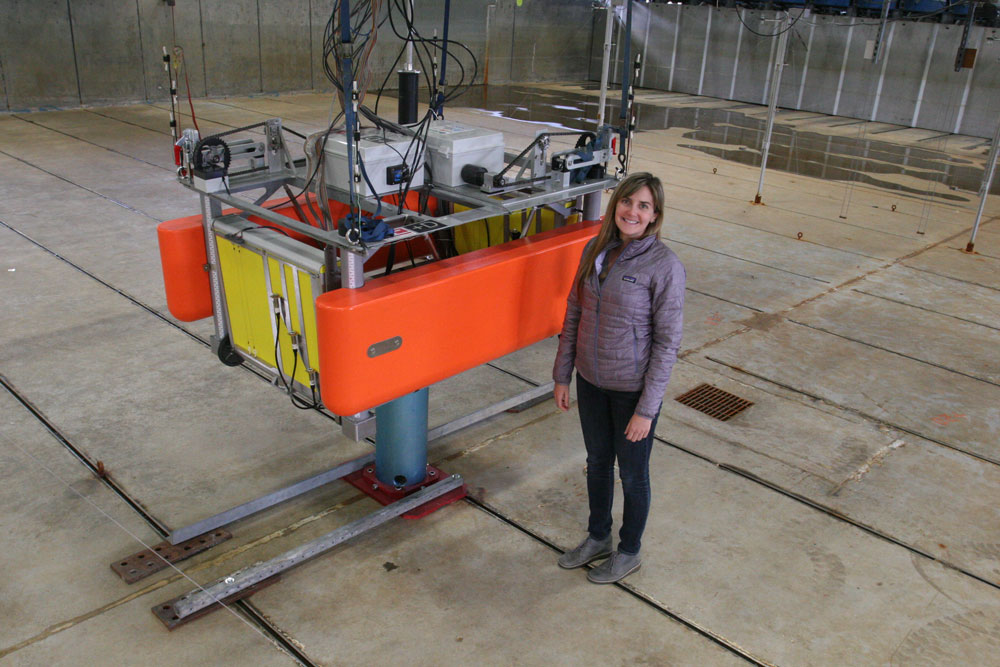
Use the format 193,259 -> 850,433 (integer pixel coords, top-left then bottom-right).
614,185 -> 657,241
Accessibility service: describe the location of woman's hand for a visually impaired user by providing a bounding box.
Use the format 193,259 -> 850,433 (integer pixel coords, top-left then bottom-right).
624,414 -> 653,442
554,383 -> 571,411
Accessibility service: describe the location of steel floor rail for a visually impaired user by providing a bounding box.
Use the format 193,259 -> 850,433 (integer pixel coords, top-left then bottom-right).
158,475 -> 465,624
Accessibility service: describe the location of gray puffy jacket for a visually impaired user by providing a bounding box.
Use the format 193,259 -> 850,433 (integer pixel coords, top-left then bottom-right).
553,234 -> 685,419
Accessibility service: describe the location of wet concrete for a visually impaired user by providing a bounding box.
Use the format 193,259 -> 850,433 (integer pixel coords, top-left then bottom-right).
447,84 -> 996,200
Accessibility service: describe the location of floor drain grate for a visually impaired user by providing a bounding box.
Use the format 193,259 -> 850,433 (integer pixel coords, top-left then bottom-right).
675,383 -> 753,421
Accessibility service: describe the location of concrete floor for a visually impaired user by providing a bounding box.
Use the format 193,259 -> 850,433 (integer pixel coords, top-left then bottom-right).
1,83 -> 999,666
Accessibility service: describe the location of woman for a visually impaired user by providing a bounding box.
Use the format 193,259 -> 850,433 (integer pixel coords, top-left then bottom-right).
552,172 -> 685,583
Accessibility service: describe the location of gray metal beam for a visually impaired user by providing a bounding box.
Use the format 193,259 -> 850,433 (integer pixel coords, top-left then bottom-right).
168,452 -> 376,545
165,474 -> 465,621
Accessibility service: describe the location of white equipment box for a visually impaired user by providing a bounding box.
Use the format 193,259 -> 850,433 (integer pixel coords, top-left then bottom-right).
324,128 -> 425,197
424,120 -> 505,187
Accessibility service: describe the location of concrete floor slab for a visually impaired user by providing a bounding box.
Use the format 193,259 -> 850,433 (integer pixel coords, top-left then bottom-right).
245,501 -> 745,665
704,322 -> 1000,464
443,404 -> 1000,665
659,359 -> 1000,586
903,243 -> 1000,290
0,228 -> 359,526
0,391 -> 162,649
10,110 -> 177,171
89,103 -> 237,140
672,243 -> 828,311
857,264 -> 1000,330
664,205 -> 885,283
0,116 -> 190,222
2,577 -> 294,665
664,192 -> 935,263
788,289 -> 1000,385
0,155 -> 194,317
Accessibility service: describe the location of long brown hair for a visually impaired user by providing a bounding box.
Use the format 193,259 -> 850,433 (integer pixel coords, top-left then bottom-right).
574,172 -> 665,294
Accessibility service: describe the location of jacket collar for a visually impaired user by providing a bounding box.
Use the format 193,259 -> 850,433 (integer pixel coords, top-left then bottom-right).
609,234 -> 658,260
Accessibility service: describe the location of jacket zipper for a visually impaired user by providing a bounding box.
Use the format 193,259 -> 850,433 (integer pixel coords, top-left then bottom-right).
593,272 -> 602,386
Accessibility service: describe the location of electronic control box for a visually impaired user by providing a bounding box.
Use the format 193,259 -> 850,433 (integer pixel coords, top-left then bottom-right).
424,120 -> 505,187
324,128 -> 425,197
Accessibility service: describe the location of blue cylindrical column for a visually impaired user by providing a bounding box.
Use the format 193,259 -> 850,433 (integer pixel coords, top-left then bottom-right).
375,388 -> 429,488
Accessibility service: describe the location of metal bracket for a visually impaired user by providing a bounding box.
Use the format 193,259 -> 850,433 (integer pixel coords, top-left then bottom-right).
342,411 -> 377,441
111,530 -> 232,584
154,576 -> 280,630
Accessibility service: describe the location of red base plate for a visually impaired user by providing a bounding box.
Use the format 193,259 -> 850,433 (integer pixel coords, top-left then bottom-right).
344,464 -> 466,519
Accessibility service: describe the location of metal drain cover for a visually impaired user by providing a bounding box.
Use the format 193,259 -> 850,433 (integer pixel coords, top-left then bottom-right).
675,383 -> 753,421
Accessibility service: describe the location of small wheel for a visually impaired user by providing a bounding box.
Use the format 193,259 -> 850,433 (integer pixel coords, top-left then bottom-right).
346,227 -> 361,244
217,336 -> 244,367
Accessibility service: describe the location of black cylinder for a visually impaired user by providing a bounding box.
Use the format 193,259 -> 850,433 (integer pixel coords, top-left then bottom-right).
461,164 -> 487,187
397,70 -> 419,125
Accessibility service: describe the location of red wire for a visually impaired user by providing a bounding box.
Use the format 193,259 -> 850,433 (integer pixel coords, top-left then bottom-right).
183,62 -> 200,135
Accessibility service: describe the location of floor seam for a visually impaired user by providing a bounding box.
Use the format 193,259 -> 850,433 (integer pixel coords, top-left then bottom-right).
851,288 -> 1000,333
0,149 -> 163,222
10,113 -> 172,173
702,355 -> 1000,468
786,317 -> 1000,389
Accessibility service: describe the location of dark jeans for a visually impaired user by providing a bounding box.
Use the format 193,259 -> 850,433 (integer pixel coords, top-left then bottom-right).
576,372 -> 659,555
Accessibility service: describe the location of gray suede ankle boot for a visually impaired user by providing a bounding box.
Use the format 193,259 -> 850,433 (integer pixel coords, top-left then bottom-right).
586,549 -> 641,583
557,534 -> 613,569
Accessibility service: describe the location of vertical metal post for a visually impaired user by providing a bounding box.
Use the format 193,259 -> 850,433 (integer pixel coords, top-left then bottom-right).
966,115 -> 1000,253
485,2 -> 494,87
200,194 -> 228,346
375,388 -> 429,488
911,24 -> 938,128
582,191 -> 603,222
833,24 -> 854,116
340,248 -> 365,289
870,22 -> 895,121
339,247 -> 374,440
754,14 -> 789,205
698,8 -> 712,96
872,0 -> 892,64
640,2 -> 651,87
668,3 -> 680,91
619,0 -> 633,121
730,8 -> 745,100
405,0 -> 415,70
598,2 -> 615,127
796,20 -> 815,110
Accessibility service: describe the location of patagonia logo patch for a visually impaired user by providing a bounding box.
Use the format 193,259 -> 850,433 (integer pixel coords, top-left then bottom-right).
622,275 -> 637,283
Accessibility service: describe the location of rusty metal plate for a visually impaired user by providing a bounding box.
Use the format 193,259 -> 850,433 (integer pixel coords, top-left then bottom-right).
675,383 -> 754,422
111,530 -> 232,584
367,335 -> 402,358
152,576 -> 280,631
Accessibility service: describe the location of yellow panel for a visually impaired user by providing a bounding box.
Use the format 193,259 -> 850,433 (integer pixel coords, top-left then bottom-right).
216,231 -> 324,392
244,251 -> 274,364
216,237 -> 254,355
453,205 -> 576,254
299,272 -> 320,375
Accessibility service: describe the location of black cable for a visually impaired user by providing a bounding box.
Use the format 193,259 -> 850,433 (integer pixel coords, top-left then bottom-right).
735,7 -> 806,37
283,127 -> 309,140
273,326 -> 319,410
236,224 -> 292,240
